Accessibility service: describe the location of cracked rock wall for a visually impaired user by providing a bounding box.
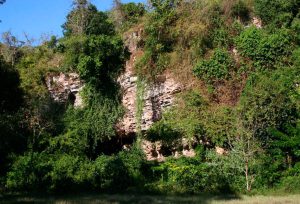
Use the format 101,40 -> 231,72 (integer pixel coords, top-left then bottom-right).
46,72 -> 84,107
117,28 -> 182,136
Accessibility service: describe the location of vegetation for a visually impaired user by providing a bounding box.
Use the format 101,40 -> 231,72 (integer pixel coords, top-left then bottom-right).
0,0 -> 300,197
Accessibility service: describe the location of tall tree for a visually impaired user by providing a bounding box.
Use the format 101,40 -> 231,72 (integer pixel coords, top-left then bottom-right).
112,0 -> 125,29
62,0 -> 114,36
1,32 -> 23,66
63,0 -> 91,35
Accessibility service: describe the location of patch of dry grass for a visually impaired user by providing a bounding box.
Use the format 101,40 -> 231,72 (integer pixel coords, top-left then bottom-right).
211,194 -> 300,204
2,194 -> 300,204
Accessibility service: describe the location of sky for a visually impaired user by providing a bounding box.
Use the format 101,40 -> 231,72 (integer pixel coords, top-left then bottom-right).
0,0 -> 146,44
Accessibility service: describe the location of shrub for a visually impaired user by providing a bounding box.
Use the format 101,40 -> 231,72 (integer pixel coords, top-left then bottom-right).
48,154 -> 93,191
49,97 -> 123,159
146,120 -> 182,146
254,0 -> 300,27
150,157 -> 232,193
93,155 -> 131,192
193,48 -> 234,83
121,2 -> 145,25
235,27 -> 292,69
6,153 -> 52,191
238,67 -> 298,140
230,0 -> 251,22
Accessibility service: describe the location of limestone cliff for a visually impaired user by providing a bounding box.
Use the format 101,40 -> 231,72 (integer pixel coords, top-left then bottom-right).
45,28 -> 188,160
117,28 -> 182,136
46,72 -> 84,107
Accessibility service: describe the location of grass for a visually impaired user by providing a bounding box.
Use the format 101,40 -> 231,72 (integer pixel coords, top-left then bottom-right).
1,194 -> 300,204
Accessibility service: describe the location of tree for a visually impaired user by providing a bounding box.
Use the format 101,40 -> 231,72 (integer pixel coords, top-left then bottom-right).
229,120 -> 262,192
1,32 -> 24,66
254,0 -> 300,27
62,0 -> 90,35
237,68 -> 297,141
269,121 -> 300,168
62,1 -> 114,36
0,55 -> 25,176
112,0 -> 125,29
235,67 -> 299,189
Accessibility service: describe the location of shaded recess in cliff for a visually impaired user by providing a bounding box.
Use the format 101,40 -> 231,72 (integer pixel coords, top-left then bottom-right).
46,72 -> 84,107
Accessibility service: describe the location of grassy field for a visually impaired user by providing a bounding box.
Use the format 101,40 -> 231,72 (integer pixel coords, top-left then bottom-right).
1,194 -> 300,204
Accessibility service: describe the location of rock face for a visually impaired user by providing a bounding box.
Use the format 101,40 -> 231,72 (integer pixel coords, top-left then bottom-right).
142,139 -> 196,162
252,17 -> 262,28
118,74 -> 181,135
45,28 -> 190,161
46,72 -> 84,107
117,28 -> 191,161
117,29 -> 182,136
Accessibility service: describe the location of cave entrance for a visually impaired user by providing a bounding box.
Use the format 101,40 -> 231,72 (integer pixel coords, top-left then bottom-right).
68,92 -> 76,106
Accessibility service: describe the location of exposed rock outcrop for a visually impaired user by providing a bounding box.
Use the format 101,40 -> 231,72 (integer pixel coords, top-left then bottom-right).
141,139 -> 196,161
45,28 -> 191,161
252,17 -> 262,28
118,73 -> 182,135
46,72 -> 84,107
117,28 -> 182,136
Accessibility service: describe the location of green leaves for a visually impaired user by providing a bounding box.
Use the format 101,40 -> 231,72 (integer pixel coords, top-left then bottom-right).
77,35 -> 126,82
62,3 -> 114,36
238,68 -> 298,140
235,27 -> 292,69
193,48 -> 234,83
254,0 -> 300,27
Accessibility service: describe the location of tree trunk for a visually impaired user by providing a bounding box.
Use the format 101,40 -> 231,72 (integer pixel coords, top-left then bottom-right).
245,160 -> 250,192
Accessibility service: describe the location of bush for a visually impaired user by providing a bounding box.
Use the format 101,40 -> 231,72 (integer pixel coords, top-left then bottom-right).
48,154 -> 94,191
193,48 -> 234,83
146,120 -> 182,146
238,67 -> 298,140
117,145 -> 145,180
49,97 -> 123,159
150,157 -> 232,193
291,17 -> 300,44
235,27 -> 292,69
121,3 -> 145,25
138,0 -> 178,79
254,0 -> 300,27
278,163 -> 300,192
6,150 -> 145,193
6,153 -> 52,191
230,0 -> 251,22
93,155 -> 130,191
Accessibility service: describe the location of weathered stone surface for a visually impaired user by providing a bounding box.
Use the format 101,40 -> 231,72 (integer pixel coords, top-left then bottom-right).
215,146 -> 228,155
252,17 -> 262,28
142,140 -> 165,162
46,72 -> 84,107
117,28 -> 191,161
45,28 -> 191,161
117,29 -> 182,136
141,138 -> 196,161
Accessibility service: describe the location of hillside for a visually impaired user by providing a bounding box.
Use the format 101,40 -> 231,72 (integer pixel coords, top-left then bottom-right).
0,0 -> 300,196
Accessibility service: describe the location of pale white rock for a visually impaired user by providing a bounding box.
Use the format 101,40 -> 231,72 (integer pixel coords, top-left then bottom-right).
252,17 -> 263,28
46,72 -> 84,107
182,149 -> 196,157
117,28 -> 182,136
215,146 -> 228,155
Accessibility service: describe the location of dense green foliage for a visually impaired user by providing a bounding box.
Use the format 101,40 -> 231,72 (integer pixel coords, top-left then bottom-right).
0,0 -> 300,196
193,48 -> 234,83
254,0 -> 300,28
235,27 -> 292,69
